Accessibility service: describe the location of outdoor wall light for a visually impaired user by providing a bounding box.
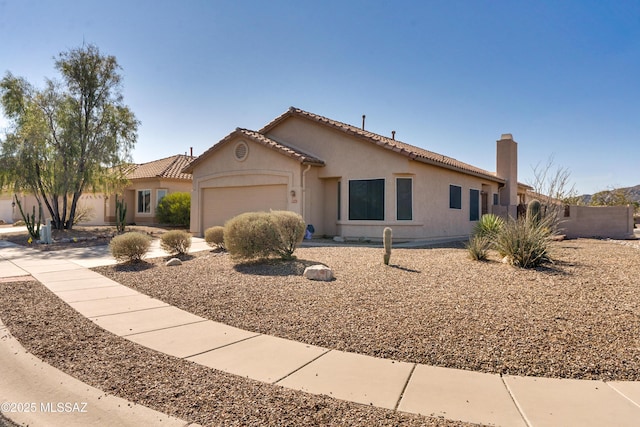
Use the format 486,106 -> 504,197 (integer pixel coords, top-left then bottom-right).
290,190 -> 296,197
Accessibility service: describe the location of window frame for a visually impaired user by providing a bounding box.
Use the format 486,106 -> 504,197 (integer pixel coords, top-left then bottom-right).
137,189 -> 152,214
348,178 -> 385,221
396,177 -> 413,221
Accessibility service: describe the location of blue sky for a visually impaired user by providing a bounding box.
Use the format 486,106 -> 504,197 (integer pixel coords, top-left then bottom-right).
1,0 -> 639,195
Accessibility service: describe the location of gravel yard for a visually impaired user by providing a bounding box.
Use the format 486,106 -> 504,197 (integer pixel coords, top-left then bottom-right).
0,280 -> 477,427
1,237 -> 640,426
92,238 -> 640,381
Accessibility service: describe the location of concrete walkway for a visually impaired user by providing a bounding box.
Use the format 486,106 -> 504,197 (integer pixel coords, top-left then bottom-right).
2,240 -> 640,426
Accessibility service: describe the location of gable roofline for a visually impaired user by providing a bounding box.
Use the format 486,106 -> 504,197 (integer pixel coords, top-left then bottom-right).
129,154 -> 194,181
260,107 -> 507,184
182,128 -> 325,174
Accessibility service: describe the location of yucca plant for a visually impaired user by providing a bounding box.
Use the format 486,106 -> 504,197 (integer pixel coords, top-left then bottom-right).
473,213 -> 504,239
466,234 -> 491,261
493,215 -> 556,268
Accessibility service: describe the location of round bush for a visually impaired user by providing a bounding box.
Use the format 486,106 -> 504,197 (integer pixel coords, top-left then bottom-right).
156,192 -> 191,226
224,212 -> 279,260
110,232 -> 152,263
270,210 -> 306,260
160,230 -> 192,255
204,226 -> 225,249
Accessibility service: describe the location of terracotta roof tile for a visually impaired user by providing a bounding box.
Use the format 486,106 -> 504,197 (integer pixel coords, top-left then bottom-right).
128,155 -> 194,181
260,107 -> 504,183
182,128 -> 325,173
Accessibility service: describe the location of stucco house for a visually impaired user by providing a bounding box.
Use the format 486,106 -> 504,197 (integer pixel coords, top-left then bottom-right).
2,154 -> 194,226
184,107 -> 531,241
106,154 -> 194,225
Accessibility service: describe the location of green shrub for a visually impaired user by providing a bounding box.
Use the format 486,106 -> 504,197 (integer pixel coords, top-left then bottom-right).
156,192 -> 191,227
160,230 -> 192,255
493,216 -> 555,268
109,232 -> 152,263
224,210 -> 306,261
466,235 -> 491,261
473,214 -> 504,239
270,210 -> 306,260
204,226 -> 225,249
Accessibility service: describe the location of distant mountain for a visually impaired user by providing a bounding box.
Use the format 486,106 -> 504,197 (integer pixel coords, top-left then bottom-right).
579,185 -> 640,205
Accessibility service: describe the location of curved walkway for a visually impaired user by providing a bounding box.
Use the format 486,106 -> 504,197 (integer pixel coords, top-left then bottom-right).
2,240 -> 640,426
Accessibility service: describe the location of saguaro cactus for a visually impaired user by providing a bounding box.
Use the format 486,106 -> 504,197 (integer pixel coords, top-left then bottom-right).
383,227 -> 392,265
527,199 -> 542,225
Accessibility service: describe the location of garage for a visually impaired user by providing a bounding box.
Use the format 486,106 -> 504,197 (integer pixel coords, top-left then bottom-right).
201,184 -> 288,231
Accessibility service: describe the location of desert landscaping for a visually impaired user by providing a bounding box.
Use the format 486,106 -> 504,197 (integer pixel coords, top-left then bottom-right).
2,231 -> 640,425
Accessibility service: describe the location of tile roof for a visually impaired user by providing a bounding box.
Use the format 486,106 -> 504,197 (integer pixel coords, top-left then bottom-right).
260,107 -> 504,183
181,128 -> 325,173
128,154 -> 194,181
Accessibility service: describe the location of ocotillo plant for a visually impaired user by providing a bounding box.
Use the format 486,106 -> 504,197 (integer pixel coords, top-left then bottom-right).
383,227 -> 392,265
115,195 -> 127,233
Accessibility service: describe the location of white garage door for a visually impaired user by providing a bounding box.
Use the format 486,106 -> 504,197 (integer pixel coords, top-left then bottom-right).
202,184 -> 288,230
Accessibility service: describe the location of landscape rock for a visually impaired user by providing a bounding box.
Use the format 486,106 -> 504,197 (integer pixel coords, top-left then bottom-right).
303,264 -> 333,281
166,258 -> 182,266
333,236 -> 345,243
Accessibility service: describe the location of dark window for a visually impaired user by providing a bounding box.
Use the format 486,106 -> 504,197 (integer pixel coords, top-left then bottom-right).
137,190 -> 151,213
449,185 -> 462,209
349,179 -> 384,220
470,189 -> 480,221
337,181 -> 341,220
493,193 -> 499,205
396,178 -> 412,220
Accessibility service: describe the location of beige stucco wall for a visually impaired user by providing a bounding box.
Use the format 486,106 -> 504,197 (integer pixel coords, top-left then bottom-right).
560,205 -> 635,239
266,117 -> 503,240
5,193 -> 106,225
189,135 -> 308,236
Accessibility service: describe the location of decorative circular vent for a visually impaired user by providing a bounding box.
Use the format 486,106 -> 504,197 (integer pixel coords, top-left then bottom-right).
234,141 -> 248,161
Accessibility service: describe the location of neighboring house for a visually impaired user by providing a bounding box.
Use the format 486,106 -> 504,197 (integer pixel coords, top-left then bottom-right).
106,154 -> 194,225
184,107 -> 531,241
1,154 -> 193,226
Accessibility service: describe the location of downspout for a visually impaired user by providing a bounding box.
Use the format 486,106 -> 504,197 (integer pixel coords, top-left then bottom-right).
301,164 -> 311,222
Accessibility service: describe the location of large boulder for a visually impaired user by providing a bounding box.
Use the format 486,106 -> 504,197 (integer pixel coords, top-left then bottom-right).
303,265 -> 334,281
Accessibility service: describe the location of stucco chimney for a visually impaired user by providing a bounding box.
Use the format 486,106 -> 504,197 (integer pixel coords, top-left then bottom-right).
496,134 -> 518,215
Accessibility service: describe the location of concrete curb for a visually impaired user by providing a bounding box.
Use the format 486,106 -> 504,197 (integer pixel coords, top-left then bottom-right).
0,317 -> 199,427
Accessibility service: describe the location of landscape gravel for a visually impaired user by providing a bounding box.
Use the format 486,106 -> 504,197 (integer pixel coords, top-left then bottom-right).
93,238 -> 640,381
0,280 -> 476,427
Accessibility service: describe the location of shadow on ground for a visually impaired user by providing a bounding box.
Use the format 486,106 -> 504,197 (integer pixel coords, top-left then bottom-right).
234,258 -> 326,276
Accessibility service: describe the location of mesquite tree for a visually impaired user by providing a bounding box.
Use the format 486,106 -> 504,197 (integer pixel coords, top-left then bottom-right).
0,44 -> 137,229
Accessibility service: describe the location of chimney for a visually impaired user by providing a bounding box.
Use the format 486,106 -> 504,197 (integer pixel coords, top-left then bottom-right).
362,114 -> 366,130
496,134 -> 518,216
391,130 -> 396,140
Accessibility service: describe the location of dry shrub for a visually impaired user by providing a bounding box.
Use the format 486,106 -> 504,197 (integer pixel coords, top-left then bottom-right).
160,230 -> 192,255
110,232 -> 152,263
204,226 -> 225,249
224,210 -> 306,261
